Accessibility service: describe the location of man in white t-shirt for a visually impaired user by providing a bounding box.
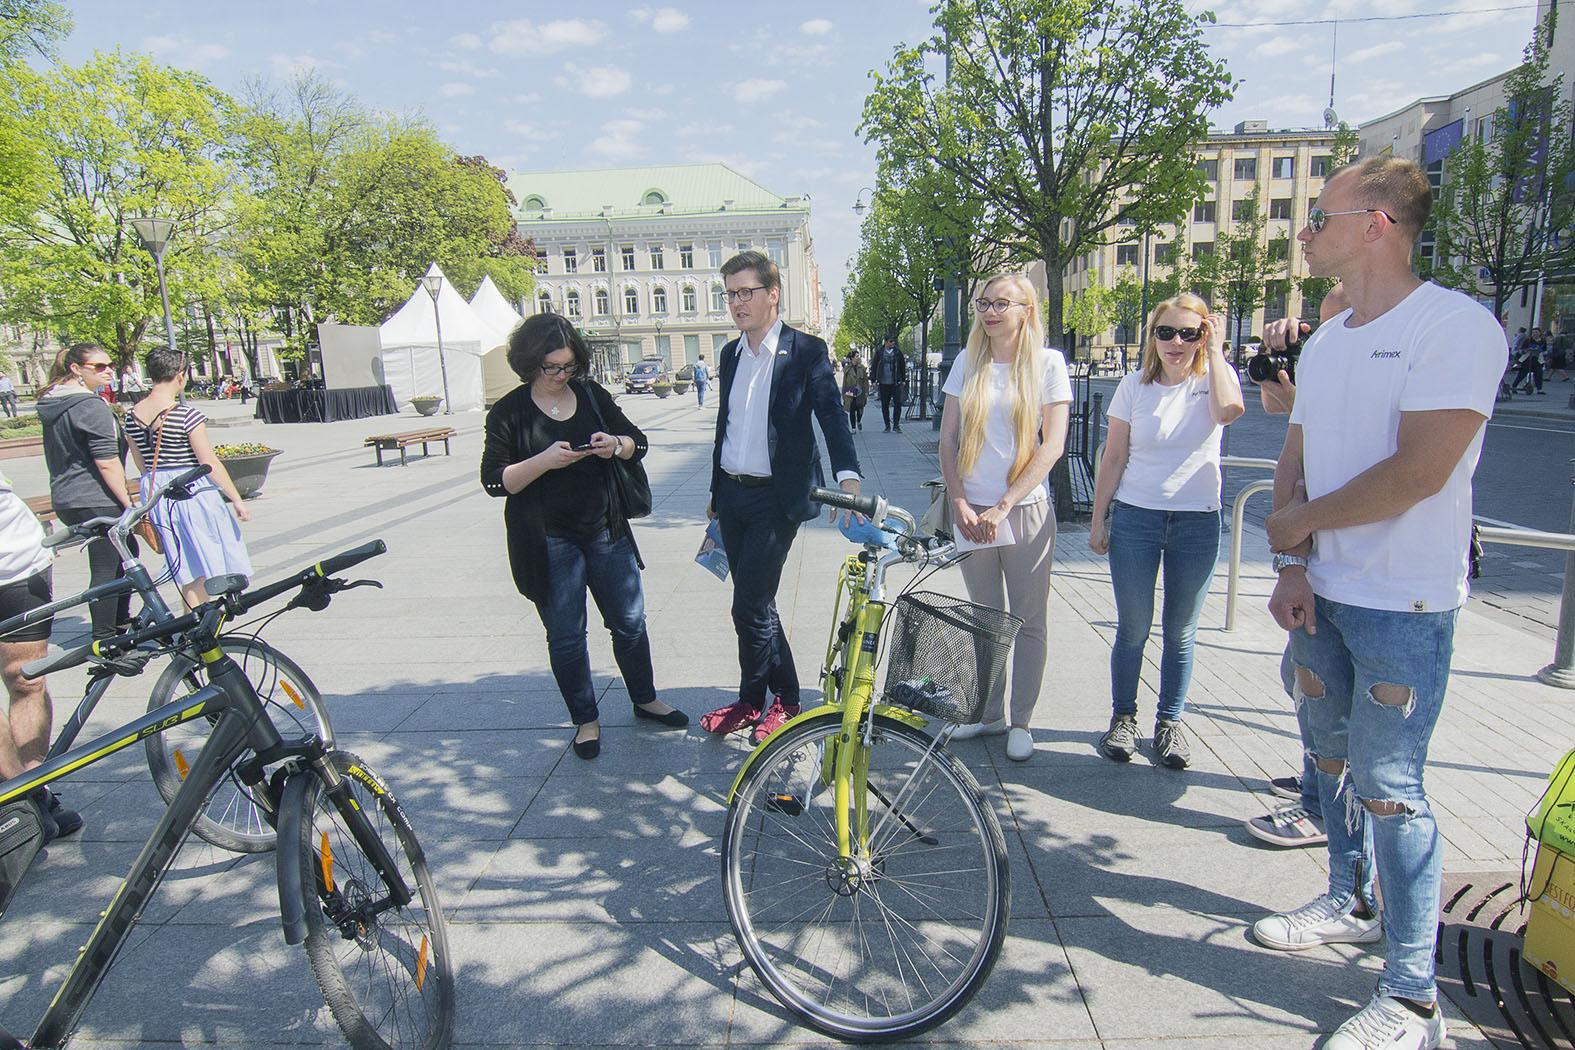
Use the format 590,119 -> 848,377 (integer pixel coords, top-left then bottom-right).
1253,157 -> 1505,1050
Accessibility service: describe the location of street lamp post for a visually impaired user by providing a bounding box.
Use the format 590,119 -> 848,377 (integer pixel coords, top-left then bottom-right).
130,216 -> 182,402
421,273 -> 453,415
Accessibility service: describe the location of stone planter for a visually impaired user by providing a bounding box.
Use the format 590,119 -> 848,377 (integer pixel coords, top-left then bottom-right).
652,384 -> 673,399
411,398 -> 443,416
672,380 -> 691,395
219,450 -> 283,499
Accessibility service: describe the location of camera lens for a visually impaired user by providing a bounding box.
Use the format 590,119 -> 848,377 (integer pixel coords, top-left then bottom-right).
1247,353 -> 1283,384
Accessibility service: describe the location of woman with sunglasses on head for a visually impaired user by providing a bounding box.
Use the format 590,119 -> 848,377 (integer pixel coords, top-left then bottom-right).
481,314 -> 687,761
940,273 -> 1072,763
37,343 -> 137,639
1089,294 -> 1243,769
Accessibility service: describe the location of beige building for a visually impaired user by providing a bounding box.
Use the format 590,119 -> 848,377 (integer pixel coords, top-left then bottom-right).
507,164 -> 821,374
1062,121 -> 1339,360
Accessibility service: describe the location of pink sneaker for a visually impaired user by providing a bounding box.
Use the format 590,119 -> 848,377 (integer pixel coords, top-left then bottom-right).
751,697 -> 801,745
700,700 -> 760,735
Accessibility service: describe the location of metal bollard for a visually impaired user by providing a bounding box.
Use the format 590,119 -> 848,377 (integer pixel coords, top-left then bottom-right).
1538,472 -> 1575,688
1224,478 -> 1276,631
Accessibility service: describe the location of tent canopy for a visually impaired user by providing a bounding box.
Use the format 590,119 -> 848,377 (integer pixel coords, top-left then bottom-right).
377,263 -> 504,412
470,276 -> 524,405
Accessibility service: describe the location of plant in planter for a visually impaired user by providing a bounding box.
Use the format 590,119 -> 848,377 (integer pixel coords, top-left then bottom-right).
672,378 -> 691,395
652,378 -> 674,399
214,443 -> 283,499
410,393 -> 444,416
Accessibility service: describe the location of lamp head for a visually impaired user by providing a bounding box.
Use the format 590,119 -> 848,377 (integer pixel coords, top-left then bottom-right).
421,274 -> 443,300
852,200 -> 866,217
129,216 -> 174,255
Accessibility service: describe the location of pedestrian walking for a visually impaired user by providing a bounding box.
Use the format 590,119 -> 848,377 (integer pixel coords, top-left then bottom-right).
1256,156 -> 1505,1050
36,344 -> 135,639
123,349 -> 253,611
481,314 -> 687,760
1088,293 -> 1244,770
841,352 -> 869,432
0,375 -> 18,419
1510,325 -> 1547,393
873,336 -> 908,432
940,272 -> 1072,762
692,354 -> 710,407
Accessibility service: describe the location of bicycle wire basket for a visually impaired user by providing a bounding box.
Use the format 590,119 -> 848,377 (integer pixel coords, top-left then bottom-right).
880,591 -> 1024,725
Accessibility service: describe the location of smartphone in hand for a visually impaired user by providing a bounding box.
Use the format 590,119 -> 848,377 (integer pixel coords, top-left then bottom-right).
570,442 -> 594,452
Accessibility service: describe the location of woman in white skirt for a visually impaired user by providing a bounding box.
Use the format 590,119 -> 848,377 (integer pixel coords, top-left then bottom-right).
124,349 -> 252,608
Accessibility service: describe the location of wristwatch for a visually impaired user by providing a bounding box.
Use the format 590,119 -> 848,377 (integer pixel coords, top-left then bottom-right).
1272,553 -> 1310,573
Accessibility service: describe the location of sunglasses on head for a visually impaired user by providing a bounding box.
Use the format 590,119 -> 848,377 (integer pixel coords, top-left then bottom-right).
1154,325 -> 1203,343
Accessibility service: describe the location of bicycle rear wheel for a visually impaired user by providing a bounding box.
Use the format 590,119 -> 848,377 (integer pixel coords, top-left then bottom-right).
144,637 -> 332,852
283,750 -> 453,1050
722,714 -> 1009,1041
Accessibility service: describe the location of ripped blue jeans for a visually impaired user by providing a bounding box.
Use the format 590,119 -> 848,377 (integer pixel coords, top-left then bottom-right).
1286,595 -> 1457,1004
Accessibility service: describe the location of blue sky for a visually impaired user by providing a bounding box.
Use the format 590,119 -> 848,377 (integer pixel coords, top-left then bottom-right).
55,1 -> 1546,312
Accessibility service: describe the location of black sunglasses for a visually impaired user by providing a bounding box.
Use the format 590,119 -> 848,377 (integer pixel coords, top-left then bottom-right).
1154,325 -> 1204,343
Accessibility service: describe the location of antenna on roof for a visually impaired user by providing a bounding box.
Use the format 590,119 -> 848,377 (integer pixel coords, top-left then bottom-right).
1324,21 -> 1339,129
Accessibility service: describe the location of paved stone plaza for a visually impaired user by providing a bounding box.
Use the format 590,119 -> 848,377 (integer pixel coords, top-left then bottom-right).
0,394 -> 1568,1047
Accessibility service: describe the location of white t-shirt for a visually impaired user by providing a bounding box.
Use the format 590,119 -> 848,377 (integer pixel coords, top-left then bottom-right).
1107,371 -> 1230,512
0,471 -> 49,587
942,348 -> 1073,506
1289,281 -> 1505,612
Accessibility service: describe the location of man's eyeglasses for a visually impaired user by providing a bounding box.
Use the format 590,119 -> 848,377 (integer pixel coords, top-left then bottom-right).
538,362 -> 578,377
1306,207 -> 1396,233
724,286 -> 768,303
974,298 -> 1024,314
1154,325 -> 1204,343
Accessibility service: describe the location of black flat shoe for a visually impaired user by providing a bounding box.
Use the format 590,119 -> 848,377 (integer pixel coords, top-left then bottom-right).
634,704 -> 689,728
572,734 -> 601,760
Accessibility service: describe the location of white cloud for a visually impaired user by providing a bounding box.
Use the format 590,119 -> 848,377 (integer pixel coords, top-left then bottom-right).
558,63 -> 632,98
678,122 -> 732,137
439,82 -> 475,97
687,151 -> 765,178
653,83 -> 676,96
267,53 -> 335,78
513,92 -> 543,104
733,78 -> 786,104
592,119 -> 645,160
777,113 -> 828,131
1346,41 -> 1404,64
505,119 -> 559,140
141,35 -> 231,66
801,18 -> 835,35
436,58 -> 497,78
1255,37 -> 1303,58
774,43 -> 834,65
451,32 -> 481,50
488,18 -> 606,56
631,7 -> 691,33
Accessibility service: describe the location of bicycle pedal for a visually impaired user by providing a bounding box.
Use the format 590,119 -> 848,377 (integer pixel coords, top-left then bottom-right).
764,793 -> 804,816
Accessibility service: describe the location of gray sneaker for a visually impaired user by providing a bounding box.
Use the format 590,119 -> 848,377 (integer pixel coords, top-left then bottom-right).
1099,715 -> 1139,762
1246,805 -> 1327,848
1153,719 -> 1191,769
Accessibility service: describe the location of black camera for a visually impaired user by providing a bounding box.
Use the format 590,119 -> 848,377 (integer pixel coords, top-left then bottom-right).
1247,330 -> 1305,384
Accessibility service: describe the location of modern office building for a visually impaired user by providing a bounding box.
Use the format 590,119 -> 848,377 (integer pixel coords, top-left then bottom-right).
506,163 -> 821,374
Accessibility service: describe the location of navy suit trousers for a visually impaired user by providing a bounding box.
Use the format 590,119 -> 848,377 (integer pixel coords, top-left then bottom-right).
715,476 -> 802,708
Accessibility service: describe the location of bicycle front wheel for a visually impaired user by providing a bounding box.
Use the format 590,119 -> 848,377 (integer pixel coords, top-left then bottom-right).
144,637 -> 333,852
283,750 -> 454,1050
722,715 -> 1009,1041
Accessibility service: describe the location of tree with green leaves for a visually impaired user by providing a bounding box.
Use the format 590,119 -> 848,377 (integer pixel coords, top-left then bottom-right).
1062,284 -> 1115,359
1190,188 -> 1285,357
839,250 -> 909,354
857,186 -> 948,375
0,0 -> 70,64
860,0 -> 1233,352
1428,10 -> 1574,321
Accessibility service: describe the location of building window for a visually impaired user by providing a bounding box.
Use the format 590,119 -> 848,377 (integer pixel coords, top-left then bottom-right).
711,285 -> 725,313
1193,200 -> 1216,223
767,240 -> 784,265
737,240 -> 750,251
565,290 -> 581,318
1233,156 -> 1257,181
653,286 -> 668,314
679,243 -> 694,269
621,245 -> 636,270
538,290 -> 554,313
591,248 -> 606,273
1191,286 -> 1212,309
642,189 -> 667,206
649,244 -> 664,269
1268,238 -> 1290,262
562,248 -> 577,274
1310,155 -> 1333,178
1116,244 -> 1139,266
1197,158 -> 1219,181
1271,156 -> 1295,179
682,285 -> 697,312
1231,199 -> 1256,222
624,287 -> 639,315
1264,281 -> 1289,322
1155,242 -> 1179,265
708,243 -> 723,267
534,247 -> 548,271
1191,241 -> 1214,261
712,333 -> 729,354
655,334 -> 670,366
522,194 -> 547,210
1270,197 -> 1294,220
595,288 -> 609,315
684,333 -> 699,362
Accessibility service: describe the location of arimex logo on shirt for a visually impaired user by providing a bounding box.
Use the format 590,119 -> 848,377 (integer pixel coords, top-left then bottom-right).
1370,348 -> 1402,359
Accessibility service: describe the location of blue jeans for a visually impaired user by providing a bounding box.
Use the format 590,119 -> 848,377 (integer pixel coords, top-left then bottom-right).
535,529 -> 657,725
1107,502 -> 1220,722
695,379 -> 707,406
1280,649 -> 1324,815
1287,595 -> 1457,1002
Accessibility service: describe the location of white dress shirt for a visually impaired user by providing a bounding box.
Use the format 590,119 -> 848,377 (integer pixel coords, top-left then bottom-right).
719,319 -> 783,478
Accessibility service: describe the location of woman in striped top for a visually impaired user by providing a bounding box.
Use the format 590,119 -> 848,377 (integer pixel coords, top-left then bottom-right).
124,349 -> 252,609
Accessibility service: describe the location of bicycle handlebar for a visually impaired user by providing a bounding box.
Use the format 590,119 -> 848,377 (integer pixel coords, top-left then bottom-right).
22,638 -> 100,679
809,486 -> 882,519
231,539 -> 388,614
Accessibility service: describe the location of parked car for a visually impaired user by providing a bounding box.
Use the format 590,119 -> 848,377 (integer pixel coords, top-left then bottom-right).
624,360 -> 664,393
674,364 -> 695,382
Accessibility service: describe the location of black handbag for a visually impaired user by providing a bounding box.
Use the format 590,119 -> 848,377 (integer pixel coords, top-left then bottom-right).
579,381 -> 652,519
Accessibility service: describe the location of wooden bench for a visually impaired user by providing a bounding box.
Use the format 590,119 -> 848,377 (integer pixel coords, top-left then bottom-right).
364,427 -> 457,467
24,494 -> 56,528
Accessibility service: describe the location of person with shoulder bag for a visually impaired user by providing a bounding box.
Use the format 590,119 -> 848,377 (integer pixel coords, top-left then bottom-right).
480,314 -> 686,761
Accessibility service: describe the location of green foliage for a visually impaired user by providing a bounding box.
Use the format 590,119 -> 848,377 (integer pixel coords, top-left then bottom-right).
1331,121 -> 1359,167
1298,276 -> 1339,321
0,0 -> 71,65
1063,284 -> 1115,346
1189,188 -> 1285,346
860,0 -> 1234,348
840,247 -> 909,351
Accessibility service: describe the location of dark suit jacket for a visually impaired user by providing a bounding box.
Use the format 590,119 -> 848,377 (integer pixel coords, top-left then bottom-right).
873,345 -> 908,387
711,323 -> 860,523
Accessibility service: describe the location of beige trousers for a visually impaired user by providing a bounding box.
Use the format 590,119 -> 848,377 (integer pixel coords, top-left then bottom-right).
957,499 -> 1056,726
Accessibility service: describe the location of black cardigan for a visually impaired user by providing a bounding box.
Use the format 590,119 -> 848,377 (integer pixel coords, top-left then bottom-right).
480,379 -> 650,603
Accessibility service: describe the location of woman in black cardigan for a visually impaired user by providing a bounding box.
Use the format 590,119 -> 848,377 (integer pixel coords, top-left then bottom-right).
481,315 -> 687,759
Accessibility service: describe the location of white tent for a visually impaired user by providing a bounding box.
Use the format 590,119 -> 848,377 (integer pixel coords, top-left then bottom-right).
469,275 -> 524,405
377,264 -> 505,412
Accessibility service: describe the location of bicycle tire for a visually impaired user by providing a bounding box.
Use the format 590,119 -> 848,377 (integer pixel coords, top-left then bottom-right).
143,638 -> 333,853
722,714 -> 1009,1042
282,750 -> 454,1050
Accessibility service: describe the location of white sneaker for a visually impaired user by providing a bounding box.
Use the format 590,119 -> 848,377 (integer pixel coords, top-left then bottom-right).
1252,893 -> 1382,952
1005,727 -> 1033,761
949,718 -> 1007,740
1325,994 -> 1446,1050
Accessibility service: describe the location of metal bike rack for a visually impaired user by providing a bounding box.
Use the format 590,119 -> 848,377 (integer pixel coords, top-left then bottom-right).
1220,457 -> 1278,633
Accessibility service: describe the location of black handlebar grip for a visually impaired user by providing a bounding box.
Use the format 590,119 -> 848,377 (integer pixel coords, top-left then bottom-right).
21,640 -> 96,680
809,486 -> 881,519
314,539 -> 388,578
41,528 -> 85,550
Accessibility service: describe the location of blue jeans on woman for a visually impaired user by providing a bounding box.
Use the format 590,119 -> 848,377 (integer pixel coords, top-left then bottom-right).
535,529 -> 657,725
1107,501 -> 1220,723
1287,596 -> 1456,1003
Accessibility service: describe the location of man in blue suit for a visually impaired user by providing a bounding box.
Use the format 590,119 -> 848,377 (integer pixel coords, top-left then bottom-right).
700,250 -> 862,744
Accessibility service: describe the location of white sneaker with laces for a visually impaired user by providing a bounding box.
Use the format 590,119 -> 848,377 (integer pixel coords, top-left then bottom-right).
1325,994 -> 1445,1050
1252,893 -> 1382,951
949,718 -> 1007,741
1005,727 -> 1033,761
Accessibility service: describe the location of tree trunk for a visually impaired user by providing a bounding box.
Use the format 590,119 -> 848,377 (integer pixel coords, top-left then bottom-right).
1041,248 -> 1076,521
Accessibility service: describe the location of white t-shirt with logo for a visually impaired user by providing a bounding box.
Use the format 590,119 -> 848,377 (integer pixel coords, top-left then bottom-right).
0,471 -> 49,587
1107,371 -> 1230,512
942,348 -> 1073,506
1289,281 -> 1505,612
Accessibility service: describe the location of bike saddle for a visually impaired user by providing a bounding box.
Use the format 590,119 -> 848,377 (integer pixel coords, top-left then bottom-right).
204,574 -> 249,598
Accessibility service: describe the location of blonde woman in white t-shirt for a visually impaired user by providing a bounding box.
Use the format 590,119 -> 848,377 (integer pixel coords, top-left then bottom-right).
939,273 -> 1072,762
1089,292 -> 1243,769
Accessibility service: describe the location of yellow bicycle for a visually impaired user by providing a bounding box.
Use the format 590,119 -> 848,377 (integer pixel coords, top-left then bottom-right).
721,487 -> 1022,1041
